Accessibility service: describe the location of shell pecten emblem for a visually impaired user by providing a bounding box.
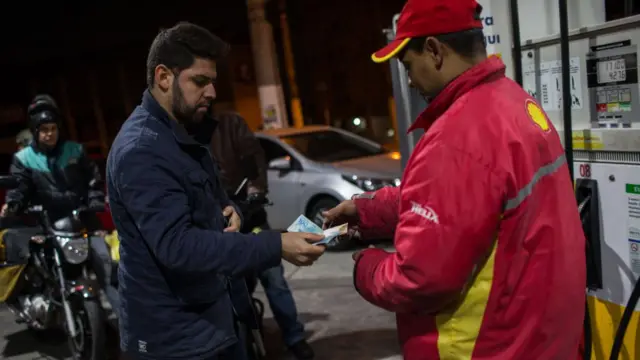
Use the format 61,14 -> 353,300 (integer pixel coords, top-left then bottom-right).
525,99 -> 550,132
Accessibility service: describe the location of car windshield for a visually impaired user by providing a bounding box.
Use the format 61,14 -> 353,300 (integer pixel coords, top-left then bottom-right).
280,130 -> 387,162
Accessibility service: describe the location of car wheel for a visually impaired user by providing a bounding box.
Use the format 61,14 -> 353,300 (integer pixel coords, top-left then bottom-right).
307,197 -> 355,252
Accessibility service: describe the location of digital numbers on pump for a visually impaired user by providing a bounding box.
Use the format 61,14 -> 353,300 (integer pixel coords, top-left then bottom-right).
579,164 -> 591,178
597,58 -> 626,84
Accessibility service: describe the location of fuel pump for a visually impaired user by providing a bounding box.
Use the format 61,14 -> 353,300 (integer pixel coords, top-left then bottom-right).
384,1 -> 640,359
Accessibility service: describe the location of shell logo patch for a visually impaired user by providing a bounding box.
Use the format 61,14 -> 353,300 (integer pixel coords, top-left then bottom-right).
526,100 -> 549,132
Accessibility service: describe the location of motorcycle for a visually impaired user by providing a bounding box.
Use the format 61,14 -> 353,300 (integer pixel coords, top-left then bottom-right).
0,175 -> 106,360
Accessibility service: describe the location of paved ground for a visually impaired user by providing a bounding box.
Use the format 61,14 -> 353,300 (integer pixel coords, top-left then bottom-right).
0,247 -> 402,360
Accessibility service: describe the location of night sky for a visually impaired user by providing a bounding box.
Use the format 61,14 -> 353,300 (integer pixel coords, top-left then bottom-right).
1,2 -> 252,64
0,1 -> 255,141
0,0 -> 407,138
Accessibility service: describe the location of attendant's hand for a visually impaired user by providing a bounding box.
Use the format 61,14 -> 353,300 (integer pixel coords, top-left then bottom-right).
223,206 -> 242,232
322,200 -> 358,229
281,232 -> 326,266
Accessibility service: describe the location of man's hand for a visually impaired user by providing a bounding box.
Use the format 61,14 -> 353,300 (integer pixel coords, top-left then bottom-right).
0,204 -> 8,218
281,232 -> 326,266
223,206 -> 242,232
322,200 -> 358,229
247,185 -> 262,195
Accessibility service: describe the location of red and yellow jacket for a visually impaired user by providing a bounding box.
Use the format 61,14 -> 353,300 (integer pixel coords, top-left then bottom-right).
353,57 -> 585,360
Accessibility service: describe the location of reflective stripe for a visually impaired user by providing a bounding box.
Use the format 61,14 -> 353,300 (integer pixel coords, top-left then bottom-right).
504,154 -> 567,211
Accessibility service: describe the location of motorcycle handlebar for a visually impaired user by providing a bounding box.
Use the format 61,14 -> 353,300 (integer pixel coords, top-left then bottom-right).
230,193 -> 272,222
245,193 -> 272,206
24,205 -> 43,214
23,205 -> 103,217
74,205 -> 106,215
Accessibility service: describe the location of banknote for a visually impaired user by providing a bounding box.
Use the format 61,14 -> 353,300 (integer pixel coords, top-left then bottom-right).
323,223 -> 348,238
287,215 -> 323,234
287,215 -> 348,246
313,223 -> 349,246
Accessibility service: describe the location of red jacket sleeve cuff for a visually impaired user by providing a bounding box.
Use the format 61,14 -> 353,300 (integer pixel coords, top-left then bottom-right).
353,248 -> 389,304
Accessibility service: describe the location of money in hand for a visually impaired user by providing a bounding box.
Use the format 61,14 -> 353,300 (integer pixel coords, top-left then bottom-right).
287,215 -> 323,234
314,223 -> 349,246
287,215 -> 348,246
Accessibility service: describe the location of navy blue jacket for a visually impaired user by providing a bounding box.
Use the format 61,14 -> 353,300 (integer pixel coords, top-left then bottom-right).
106,90 -> 282,359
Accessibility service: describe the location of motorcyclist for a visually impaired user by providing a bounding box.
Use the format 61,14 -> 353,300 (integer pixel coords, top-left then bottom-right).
210,111 -> 314,360
0,94 -> 120,315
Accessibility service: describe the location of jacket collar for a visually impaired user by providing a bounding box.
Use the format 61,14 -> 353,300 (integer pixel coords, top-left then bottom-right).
408,56 -> 506,132
141,89 -> 202,146
31,139 -> 62,156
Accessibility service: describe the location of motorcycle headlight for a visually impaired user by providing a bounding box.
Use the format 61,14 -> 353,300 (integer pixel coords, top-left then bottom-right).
57,237 -> 90,265
342,175 -> 401,191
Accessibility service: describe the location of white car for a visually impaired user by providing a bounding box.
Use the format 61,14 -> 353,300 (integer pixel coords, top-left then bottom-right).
256,126 -> 402,240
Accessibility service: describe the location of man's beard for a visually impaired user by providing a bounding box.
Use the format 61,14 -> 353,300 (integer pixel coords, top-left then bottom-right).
171,82 -> 215,142
171,81 -> 199,125
171,82 -> 214,139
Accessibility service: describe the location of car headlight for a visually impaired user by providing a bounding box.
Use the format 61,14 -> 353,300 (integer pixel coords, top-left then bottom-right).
342,175 -> 401,191
57,236 -> 90,265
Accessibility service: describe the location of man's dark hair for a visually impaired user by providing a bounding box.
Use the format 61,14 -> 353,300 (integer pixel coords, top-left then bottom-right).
146,22 -> 230,88
406,29 -> 487,59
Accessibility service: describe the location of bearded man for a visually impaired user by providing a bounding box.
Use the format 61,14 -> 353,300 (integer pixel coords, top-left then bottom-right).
106,22 -> 325,360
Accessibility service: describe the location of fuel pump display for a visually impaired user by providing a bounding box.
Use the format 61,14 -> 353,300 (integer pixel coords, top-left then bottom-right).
586,41 -> 639,128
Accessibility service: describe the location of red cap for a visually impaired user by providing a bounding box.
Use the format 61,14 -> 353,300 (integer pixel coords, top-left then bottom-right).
372,0 -> 484,63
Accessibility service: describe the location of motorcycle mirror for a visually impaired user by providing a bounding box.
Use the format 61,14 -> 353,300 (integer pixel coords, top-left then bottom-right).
240,155 -> 259,181
0,175 -> 19,189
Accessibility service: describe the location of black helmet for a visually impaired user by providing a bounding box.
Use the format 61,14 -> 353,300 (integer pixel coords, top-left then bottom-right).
27,94 -> 60,131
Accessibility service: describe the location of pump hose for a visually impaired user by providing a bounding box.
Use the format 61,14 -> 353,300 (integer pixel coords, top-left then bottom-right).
609,276 -> 640,360
578,194 -> 592,360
